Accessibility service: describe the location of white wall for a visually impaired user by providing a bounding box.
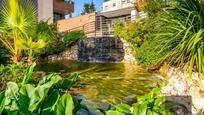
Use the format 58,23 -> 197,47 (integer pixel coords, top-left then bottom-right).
37,0 -> 53,24
101,0 -> 134,12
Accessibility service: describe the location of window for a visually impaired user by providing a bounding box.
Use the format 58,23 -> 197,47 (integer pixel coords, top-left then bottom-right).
113,3 -> 116,7
104,6 -> 108,10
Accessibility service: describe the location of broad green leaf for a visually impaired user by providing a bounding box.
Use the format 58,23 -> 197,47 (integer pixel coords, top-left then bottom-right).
146,110 -> 153,115
154,96 -> 164,108
42,89 -> 60,114
115,103 -> 131,114
133,102 -> 147,115
0,92 -> 5,114
5,82 -> 19,106
55,93 -> 74,115
56,73 -> 78,90
22,62 -> 36,85
29,75 -> 62,112
39,73 -> 58,85
106,110 -> 126,115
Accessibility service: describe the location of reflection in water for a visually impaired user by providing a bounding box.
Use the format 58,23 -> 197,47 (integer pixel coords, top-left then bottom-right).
36,60 -> 161,103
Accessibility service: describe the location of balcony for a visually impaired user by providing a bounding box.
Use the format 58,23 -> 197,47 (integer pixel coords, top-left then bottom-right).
53,0 -> 74,15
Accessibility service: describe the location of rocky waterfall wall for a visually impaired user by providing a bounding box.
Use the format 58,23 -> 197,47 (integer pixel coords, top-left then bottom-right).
46,37 -> 136,63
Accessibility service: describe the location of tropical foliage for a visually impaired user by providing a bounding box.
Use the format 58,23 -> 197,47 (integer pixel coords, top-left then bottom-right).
0,63 -> 80,114
0,0 -> 55,64
114,0 -> 204,76
36,20 -> 58,43
0,0 -> 37,63
103,88 -> 174,115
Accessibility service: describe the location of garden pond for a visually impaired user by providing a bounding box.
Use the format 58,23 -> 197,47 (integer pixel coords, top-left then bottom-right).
36,60 -> 164,104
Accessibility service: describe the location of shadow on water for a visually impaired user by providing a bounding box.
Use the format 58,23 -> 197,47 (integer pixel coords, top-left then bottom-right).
36,60 -> 162,104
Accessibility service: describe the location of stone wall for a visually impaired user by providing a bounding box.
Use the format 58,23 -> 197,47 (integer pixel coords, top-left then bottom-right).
159,65 -> 204,114
44,37 -> 136,63
46,43 -> 78,61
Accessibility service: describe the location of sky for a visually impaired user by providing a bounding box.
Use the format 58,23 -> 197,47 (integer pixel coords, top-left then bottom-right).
73,0 -> 104,16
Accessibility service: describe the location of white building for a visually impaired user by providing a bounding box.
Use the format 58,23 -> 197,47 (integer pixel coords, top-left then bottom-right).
101,0 -> 135,13
94,0 -> 137,36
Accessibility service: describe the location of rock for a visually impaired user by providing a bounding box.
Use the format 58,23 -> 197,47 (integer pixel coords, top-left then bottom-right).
124,95 -> 137,104
170,104 -> 191,115
160,66 -> 204,114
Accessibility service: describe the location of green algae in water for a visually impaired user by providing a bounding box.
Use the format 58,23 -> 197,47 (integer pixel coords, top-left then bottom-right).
36,60 -> 162,103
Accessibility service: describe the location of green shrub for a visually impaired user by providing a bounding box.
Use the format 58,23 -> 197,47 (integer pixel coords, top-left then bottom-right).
0,62 -> 26,91
113,16 -> 162,67
41,39 -> 66,56
136,40 -> 166,68
36,20 -> 58,43
63,30 -> 86,46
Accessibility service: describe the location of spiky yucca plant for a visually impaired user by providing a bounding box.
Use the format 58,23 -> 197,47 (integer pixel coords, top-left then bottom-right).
156,0 -> 204,76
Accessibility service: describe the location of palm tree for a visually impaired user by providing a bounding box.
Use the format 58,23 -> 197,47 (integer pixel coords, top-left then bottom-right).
21,38 -> 45,64
0,0 -> 37,63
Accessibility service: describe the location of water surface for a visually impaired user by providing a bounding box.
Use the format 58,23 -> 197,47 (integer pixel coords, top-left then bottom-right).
36,60 -> 161,104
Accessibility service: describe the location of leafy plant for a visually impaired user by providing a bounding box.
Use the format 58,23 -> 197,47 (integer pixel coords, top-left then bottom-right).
0,0 -> 54,64
104,88 -> 174,115
63,30 -> 86,46
21,37 -> 46,64
0,62 -> 26,91
0,63 -> 80,114
113,18 -> 156,48
36,20 -> 58,43
40,39 -> 66,56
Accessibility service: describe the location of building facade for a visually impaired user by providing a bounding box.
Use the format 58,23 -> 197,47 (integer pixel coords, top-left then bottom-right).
97,0 -> 137,35
0,0 -> 74,23
56,0 -> 138,37
36,0 -> 74,23
101,0 -> 135,13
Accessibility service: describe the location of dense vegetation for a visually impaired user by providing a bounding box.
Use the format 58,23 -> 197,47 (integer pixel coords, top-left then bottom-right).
114,0 -> 204,76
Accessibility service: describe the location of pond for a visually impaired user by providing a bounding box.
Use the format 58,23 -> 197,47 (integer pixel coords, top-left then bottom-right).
36,60 -> 163,105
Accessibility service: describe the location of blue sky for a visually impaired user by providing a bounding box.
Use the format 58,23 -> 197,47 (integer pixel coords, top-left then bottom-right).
73,0 -> 104,16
